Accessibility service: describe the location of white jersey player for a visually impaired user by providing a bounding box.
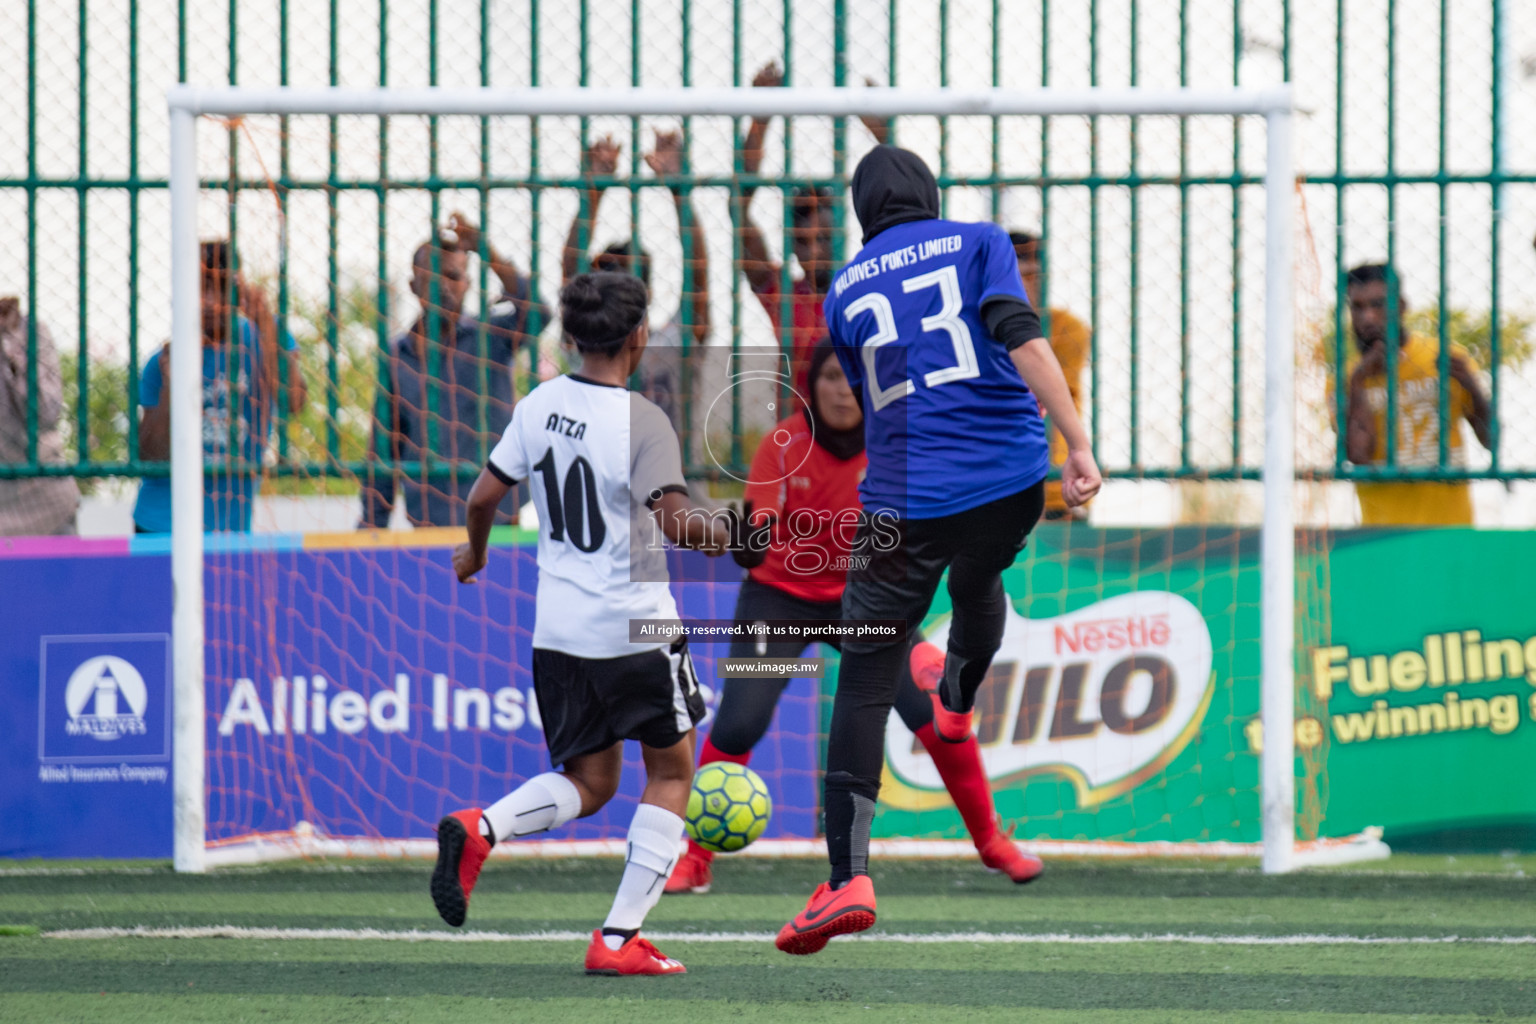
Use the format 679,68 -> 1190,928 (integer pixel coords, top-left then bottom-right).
488,360 -> 689,660
430,272 -> 731,976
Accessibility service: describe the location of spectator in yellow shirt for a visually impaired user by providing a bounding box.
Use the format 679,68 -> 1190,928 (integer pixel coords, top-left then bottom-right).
1343,264 -> 1492,526
1012,231 -> 1092,520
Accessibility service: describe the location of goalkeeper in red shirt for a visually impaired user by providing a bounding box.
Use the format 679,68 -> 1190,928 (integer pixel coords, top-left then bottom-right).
664,339 -> 1041,895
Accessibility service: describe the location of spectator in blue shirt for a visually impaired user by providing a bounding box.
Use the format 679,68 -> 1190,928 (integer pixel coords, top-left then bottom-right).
359,212 -> 546,529
132,240 -> 307,533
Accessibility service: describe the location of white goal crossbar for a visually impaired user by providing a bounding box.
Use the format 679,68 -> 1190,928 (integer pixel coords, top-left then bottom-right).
166,84 -> 1298,875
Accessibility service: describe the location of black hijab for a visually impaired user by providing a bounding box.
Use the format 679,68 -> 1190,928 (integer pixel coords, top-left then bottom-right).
805,338 -> 864,462
850,145 -> 941,245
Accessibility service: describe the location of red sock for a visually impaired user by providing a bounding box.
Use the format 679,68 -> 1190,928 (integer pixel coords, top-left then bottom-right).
686,737 -> 752,865
916,723 -> 999,848
698,735 -> 752,768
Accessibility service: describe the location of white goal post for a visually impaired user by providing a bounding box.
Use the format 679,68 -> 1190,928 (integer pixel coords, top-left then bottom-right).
167,83 -> 1299,875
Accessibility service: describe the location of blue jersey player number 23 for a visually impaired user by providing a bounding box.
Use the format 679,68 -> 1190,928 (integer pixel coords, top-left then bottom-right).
824,219 -> 1051,520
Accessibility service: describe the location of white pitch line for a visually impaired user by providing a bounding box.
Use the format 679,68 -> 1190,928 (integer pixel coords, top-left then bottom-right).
40,926 -> 1536,946
0,867 -> 168,877
2,864 -> 1528,881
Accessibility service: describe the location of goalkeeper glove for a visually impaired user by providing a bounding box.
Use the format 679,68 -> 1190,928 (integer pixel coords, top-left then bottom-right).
728,502 -> 774,570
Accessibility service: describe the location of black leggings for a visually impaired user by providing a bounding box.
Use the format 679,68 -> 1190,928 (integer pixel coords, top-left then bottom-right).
828,481 -> 1045,802
707,578 -> 933,757
820,482 -> 1044,882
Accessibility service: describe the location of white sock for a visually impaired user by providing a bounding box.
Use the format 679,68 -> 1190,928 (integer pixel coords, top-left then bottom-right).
482,772 -> 582,843
601,802 -> 685,939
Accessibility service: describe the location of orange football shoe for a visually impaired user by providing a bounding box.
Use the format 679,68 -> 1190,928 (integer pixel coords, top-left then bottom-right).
978,830 -> 1044,884
664,841 -> 714,895
431,808 -> 491,927
774,876 -> 877,955
910,641 -> 972,743
584,930 -> 687,975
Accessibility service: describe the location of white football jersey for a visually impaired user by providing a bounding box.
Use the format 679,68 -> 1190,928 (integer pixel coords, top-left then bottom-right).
488,374 -> 686,658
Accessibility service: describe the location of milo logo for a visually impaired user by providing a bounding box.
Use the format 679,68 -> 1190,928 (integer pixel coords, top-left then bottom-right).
884,592 -> 1215,808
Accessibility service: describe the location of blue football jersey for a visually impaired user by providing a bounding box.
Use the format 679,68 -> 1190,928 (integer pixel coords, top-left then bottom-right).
824,218 -> 1051,519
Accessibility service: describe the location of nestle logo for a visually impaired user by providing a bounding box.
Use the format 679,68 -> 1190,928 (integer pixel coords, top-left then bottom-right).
883,593 -> 1215,810
1054,615 -> 1171,655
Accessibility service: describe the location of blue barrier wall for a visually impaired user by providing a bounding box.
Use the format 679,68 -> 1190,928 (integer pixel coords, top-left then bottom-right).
0,537 -> 821,859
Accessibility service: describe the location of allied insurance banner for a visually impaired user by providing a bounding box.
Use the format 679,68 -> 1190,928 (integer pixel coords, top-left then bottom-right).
0,535 -> 819,859
2,527 -> 1534,857
878,527 -> 1536,852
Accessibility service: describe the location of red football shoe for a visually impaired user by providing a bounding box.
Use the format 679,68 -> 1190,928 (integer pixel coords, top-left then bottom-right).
977,830 -> 1045,884
431,808 -> 492,927
910,641 -> 972,743
584,930 -> 687,975
664,841 -> 714,895
775,876 -> 877,955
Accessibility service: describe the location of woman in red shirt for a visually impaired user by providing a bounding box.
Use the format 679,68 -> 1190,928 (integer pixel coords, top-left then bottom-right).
666,340 -> 1042,894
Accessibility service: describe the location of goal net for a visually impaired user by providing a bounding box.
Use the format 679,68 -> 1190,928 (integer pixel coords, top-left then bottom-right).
166,84 -> 1372,874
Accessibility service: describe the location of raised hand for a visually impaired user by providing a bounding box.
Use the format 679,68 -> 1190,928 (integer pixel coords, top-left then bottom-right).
0,297 -> 20,335
238,278 -> 282,407
240,277 -> 274,332
752,61 -> 783,89
446,211 -> 481,253
644,130 -> 684,180
740,65 -> 782,178
1448,349 -> 1482,388
1353,341 -> 1387,382
860,75 -> 892,146
584,134 -> 622,177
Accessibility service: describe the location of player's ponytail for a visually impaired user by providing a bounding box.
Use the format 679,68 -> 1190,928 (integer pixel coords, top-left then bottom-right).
559,272 -> 649,357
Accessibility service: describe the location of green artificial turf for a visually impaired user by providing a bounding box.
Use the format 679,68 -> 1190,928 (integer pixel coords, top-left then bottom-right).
1,856 -> 1533,1022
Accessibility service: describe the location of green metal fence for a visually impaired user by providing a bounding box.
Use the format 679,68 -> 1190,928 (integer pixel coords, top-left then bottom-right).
1,0 -> 1532,523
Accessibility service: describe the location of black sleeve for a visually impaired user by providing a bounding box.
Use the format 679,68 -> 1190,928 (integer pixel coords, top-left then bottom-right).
645,483 -> 690,510
485,460 -> 520,488
981,295 -> 1045,352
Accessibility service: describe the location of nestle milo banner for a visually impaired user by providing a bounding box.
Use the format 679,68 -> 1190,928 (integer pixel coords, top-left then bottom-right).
875,526 -> 1536,852
1294,530 -> 1536,850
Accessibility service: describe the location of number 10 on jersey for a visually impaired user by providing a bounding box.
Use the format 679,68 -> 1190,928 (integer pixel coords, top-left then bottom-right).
533,449 -> 607,553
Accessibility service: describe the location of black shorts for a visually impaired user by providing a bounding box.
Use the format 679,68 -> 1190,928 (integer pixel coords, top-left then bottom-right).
841,481 -> 1045,654
532,637 -> 706,767
728,578 -> 844,658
